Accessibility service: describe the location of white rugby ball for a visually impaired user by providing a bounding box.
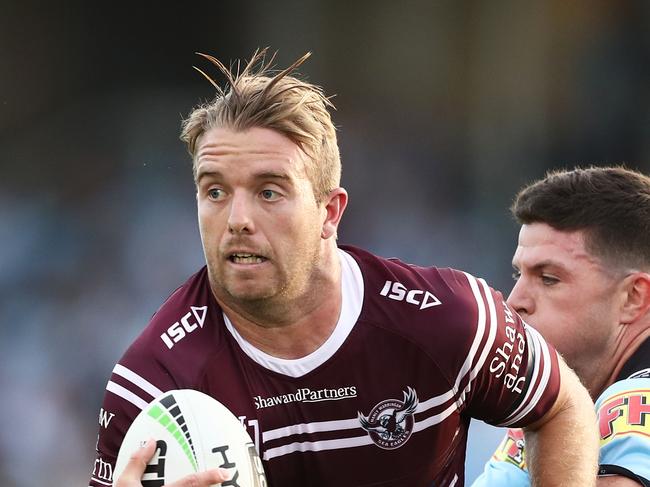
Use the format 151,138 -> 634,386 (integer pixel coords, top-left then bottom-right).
113,389 -> 267,486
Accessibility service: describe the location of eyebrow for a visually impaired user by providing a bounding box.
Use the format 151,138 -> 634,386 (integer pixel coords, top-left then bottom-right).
195,169 -> 293,184
512,260 -> 567,273
196,169 -> 225,183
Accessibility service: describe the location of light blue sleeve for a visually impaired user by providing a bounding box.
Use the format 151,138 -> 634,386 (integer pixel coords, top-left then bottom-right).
470,429 -> 530,487
471,459 -> 530,487
595,377 -> 650,484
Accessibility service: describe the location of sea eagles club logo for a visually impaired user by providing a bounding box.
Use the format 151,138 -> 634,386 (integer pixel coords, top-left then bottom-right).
358,387 -> 419,449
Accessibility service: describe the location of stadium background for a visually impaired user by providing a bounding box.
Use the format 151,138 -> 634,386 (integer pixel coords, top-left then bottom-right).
1,1 -> 648,485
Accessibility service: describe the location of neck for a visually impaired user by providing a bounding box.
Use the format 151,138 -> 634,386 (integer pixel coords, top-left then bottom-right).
590,322 -> 650,398
217,244 -> 343,359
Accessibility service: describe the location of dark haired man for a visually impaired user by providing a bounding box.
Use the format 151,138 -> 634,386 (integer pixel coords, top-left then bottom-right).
473,166 -> 650,486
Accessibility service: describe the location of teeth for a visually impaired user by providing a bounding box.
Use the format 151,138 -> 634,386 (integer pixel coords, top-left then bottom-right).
231,254 -> 264,264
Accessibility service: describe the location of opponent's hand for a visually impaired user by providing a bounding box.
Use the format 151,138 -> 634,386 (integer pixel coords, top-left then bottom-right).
115,438 -> 229,487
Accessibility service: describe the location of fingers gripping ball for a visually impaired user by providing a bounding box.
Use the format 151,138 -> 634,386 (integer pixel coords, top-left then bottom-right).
113,389 -> 267,486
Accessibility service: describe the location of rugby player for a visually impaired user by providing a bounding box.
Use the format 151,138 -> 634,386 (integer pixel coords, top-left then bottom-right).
472,167 -> 650,486
91,50 -> 599,487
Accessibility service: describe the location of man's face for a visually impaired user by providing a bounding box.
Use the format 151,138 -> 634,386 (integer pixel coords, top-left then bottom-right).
507,223 -> 624,385
194,126 -> 326,307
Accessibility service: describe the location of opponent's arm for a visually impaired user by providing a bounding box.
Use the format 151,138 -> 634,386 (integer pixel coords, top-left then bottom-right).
523,356 -> 598,487
115,439 -> 229,487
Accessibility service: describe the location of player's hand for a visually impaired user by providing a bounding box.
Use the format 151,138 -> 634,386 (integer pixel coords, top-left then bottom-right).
115,438 -> 230,487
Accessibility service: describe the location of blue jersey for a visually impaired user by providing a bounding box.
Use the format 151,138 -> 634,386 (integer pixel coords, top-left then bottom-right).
471,338 -> 650,486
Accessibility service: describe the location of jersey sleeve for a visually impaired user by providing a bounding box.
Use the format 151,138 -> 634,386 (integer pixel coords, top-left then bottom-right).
595,378 -> 650,486
88,269 -> 218,486
88,333 -> 179,486
438,270 -> 561,427
470,428 -> 530,487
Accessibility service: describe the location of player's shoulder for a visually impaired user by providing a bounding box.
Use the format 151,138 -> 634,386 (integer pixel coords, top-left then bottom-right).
596,372 -> 650,485
596,375 -> 650,437
343,244 -> 482,299
122,266 -> 227,371
92,268 -> 235,487
341,245 -> 505,354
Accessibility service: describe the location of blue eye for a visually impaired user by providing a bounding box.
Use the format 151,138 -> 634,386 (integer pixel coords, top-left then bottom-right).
261,189 -> 278,200
208,188 -> 223,200
541,275 -> 559,286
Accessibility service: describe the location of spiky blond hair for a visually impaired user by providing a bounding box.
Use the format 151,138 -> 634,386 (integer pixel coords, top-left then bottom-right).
181,48 -> 340,201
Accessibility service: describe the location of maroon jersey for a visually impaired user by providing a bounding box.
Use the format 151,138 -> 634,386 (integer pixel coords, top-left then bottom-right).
89,246 -> 560,487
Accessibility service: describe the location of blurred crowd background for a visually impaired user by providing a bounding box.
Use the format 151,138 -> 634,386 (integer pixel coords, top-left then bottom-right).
1,1 -> 649,485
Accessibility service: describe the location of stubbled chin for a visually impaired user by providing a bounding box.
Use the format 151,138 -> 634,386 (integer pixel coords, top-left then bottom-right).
218,269 -> 277,300
225,283 -> 278,303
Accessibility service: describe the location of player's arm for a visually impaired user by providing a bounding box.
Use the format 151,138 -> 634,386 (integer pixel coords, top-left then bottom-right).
115,440 -> 229,487
522,355 -> 598,487
89,338 -> 181,486
437,271 -> 598,486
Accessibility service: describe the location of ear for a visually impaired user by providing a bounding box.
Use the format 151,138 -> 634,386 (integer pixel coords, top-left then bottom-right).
321,187 -> 348,240
620,272 -> 650,324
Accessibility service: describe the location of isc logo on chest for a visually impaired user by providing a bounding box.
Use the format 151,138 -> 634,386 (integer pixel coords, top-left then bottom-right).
380,280 -> 442,310
160,306 -> 208,349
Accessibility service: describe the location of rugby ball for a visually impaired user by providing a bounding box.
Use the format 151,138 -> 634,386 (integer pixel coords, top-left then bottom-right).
113,389 -> 267,486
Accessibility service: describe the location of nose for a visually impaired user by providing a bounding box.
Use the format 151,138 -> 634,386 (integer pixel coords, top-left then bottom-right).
507,278 -> 534,319
227,192 -> 254,234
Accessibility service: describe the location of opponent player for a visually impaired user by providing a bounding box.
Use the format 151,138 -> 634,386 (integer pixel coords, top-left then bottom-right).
472,167 -> 650,486
91,49 -> 599,487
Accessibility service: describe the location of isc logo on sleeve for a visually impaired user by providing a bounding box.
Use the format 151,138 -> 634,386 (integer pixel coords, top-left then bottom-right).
379,280 -> 441,310
160,306 -> 208,349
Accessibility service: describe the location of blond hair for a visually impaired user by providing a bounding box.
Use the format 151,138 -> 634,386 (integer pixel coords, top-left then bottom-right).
181,48 -> 340,201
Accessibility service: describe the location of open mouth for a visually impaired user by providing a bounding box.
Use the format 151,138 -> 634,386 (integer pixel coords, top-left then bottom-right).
229,253 -> 267,264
